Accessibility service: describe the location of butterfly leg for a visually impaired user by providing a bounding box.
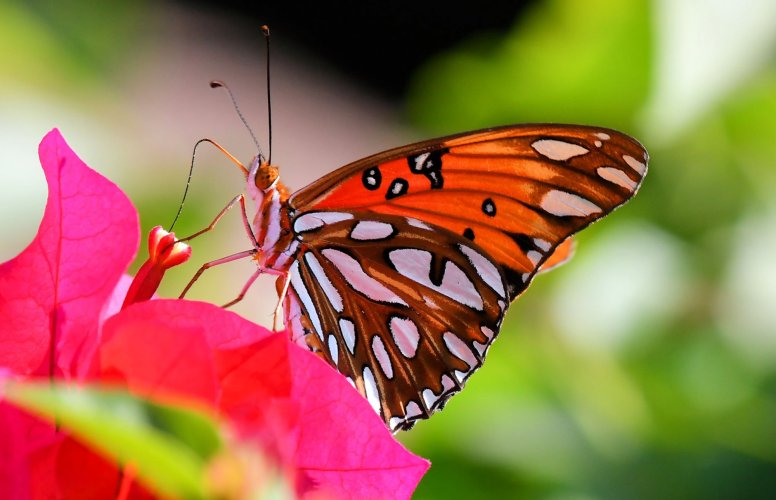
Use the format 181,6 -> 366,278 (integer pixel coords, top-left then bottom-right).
177,194 -> 258,248
179,249 -> 256,299
272,274 -> 291,331
221,267 -> 263,309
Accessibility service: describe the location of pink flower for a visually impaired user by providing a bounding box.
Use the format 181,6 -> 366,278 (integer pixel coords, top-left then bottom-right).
0,129 -> 429,498
122,225 -> 192,308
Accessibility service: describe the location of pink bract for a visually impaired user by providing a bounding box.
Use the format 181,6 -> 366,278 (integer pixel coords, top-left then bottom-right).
0,129 -> 428,499
0,129 -> 138,379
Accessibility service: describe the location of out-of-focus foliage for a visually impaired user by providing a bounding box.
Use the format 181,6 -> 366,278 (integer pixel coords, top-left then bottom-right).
405,0 -> 776,498
0,1 -> 142,88
408,0 -> 651,131
7,382 -> 222,499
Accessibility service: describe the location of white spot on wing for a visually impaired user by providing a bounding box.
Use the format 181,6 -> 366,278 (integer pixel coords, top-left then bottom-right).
406,217 -> 434,231
389,417 -> 403,431
372,335 -> 394,379
595,132 -> 611,140
304,253 -> 343,313
441,374 -> 455,392
322,249 -> 408,306
481,325 -> 495,341
327,334 -> 339,366
339,318 -> 356,355
389,316 -> 420,358
527,250 -> 542,266
623,154 -> 647,175
293,211 -> 353,233
288,261 -> 324,343
413,152 -> 430,169
533,238 -> 552,252
405,401 -> 422,418
540,190 -> 602,217
422,388 -> 439,409
597,166 -> 637,190
532,139 -> 589,161
594,140 -> 603,148
351,220 -> 394,241
443,332 -> 478,369
458,244 -> 506,299
362,366 -> 381,414
454,370 -> 468,383
388,248 -> 483,310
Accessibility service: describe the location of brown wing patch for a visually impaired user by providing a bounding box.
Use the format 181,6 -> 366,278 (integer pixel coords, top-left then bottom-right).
284,212 -> 509,431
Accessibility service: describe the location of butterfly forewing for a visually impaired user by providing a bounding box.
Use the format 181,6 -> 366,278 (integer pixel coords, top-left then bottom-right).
289,124 -> 647,297
281,124 -> 648,430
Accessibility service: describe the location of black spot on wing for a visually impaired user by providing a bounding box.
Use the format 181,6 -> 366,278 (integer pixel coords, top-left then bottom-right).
429,256 -> 447,288
482,198 -> 496,216
362,166 -> 382,191
426,170 -> 443,188
386,178 -> 409,199
408,149 -> 448,190
509,233 -> 537,254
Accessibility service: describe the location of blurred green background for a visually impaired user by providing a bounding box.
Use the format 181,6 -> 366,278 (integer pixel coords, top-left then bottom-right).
2,0 -> 776,498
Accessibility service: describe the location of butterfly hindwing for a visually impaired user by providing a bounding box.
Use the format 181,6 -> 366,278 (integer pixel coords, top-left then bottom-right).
282,124 -> 648,430
284,212 -> 508,431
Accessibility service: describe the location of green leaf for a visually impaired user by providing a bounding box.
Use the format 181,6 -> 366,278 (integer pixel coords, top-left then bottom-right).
5,381 -> 223,499
407,0 -> 652,133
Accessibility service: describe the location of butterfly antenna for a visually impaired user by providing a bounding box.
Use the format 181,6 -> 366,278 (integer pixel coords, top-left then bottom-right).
209,80 -> 265,161
261,25 -> 273,165
168,138 -> 249,232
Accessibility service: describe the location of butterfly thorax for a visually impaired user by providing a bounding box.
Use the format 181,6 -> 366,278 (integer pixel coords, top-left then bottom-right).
247,158 -> 295,271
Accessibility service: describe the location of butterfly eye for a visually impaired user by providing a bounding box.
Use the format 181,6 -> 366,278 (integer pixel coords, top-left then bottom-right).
255,164 -> 280,191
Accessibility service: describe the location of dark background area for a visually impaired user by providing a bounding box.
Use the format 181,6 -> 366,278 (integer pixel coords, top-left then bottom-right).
181,1 -> 534,98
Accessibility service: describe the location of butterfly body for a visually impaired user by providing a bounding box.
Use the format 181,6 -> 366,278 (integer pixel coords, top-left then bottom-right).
245,162 -> 294,272
242,124 -> 648,431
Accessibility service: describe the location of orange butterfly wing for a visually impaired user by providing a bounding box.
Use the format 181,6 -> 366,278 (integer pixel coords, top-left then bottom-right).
290,124 -> 647,295
283,124 -> 648,430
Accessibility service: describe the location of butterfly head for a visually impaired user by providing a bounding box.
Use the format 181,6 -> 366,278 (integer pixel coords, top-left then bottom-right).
246,156 -> 289,202
254,160 -> 280,191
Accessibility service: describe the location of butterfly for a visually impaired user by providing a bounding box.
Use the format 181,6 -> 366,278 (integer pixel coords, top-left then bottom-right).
193,124 -> 648,432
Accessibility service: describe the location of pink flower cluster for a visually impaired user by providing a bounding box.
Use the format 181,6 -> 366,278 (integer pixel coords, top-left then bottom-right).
0,130 -> 428,498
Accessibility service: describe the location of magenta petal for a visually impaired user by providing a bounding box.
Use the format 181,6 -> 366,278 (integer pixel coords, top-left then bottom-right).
103,299 -> 273,350
99,300 -> 273,402
288,348 -> 430,499
0,129 -> 139,379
